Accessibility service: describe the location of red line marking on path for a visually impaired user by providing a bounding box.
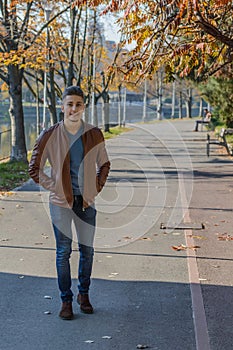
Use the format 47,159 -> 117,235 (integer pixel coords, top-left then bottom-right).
180,173 -> 210,350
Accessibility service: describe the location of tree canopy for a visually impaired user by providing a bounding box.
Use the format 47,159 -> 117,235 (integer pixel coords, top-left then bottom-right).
73,0 -> 233,81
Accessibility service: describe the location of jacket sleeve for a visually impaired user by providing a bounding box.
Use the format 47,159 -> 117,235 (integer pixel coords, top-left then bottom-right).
28,131 -> 55,191
96,130 -> 110,192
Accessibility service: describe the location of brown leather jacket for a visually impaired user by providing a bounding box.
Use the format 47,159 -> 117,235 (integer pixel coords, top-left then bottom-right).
28,120 -> 110,209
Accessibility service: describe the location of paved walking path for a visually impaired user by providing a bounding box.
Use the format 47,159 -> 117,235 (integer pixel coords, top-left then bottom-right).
0,119 -> 233,350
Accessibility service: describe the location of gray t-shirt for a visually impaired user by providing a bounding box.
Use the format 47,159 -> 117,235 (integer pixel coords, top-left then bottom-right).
66,126 -> 84,196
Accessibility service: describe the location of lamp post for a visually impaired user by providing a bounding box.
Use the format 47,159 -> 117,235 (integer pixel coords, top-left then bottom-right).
42,1 -> 53,130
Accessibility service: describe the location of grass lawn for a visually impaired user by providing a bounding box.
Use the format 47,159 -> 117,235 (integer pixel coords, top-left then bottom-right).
0,161 -> 30,192
103,126 -> 132,139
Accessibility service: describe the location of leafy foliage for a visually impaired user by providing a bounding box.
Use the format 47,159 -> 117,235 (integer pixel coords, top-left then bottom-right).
73,0 -> 233,82
200,77 -> 233,127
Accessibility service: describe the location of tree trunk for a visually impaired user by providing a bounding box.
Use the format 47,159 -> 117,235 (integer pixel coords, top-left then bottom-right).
118,84 -> 122,126
48,67 -> 57,126
157,70 -> 163,120
102,91 -> 110,132
185,87 -> 192,118
122,87 -> 126,126
8,65 -> 27,163
94,99 -> 98,127
142,81 -> 147,122
199,98 -> 203,117
67,6 -> 77,86
171,81 -> 176,119
179,91 -> 183,119
36,74 -> 41,136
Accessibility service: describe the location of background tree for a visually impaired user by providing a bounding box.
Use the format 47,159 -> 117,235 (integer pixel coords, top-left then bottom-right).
199,75 -> 233,127
0,0 -> 70,162
74,0 -> 233,124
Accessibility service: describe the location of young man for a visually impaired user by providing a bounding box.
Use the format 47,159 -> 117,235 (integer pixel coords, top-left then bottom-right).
29,86 -> 110,320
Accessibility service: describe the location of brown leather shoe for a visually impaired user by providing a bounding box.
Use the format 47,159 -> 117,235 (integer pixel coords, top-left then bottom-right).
77,293 -> 93,314
59,301 -> 74,320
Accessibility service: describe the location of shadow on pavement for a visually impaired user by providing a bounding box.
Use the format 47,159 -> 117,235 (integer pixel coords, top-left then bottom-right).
1,271 -> 233,350
1,272 -> 196,350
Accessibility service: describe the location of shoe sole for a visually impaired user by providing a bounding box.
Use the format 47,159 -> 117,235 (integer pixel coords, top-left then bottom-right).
80,307 -> 93,314
59,315 -> 74,320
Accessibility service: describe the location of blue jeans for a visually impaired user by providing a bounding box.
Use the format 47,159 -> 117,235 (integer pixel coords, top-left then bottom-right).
49,197 -> 96,302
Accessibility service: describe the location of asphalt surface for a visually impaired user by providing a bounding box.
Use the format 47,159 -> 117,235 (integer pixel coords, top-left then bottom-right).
0,119 -> 233,350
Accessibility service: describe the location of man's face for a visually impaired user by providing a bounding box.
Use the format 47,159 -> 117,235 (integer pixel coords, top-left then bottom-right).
62,95 -> 85,123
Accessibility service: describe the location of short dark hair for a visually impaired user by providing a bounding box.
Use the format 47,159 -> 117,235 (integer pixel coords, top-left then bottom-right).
62,86 -> 84,101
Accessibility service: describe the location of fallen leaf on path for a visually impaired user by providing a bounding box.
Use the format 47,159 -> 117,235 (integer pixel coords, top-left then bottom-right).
0,191 -> 15,197
44,311 -> 51,315
172,232 -> 182,236
172,244 -> 187,251
123,236 -> 132,240
172,244 -> 200,251
189,245 -> 201,251
218,234 -> 233,241
187,234 -> 206,240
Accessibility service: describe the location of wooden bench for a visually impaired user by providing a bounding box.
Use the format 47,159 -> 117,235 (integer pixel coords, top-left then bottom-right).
206,128 -> 233,157
194,119 -> 210,132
